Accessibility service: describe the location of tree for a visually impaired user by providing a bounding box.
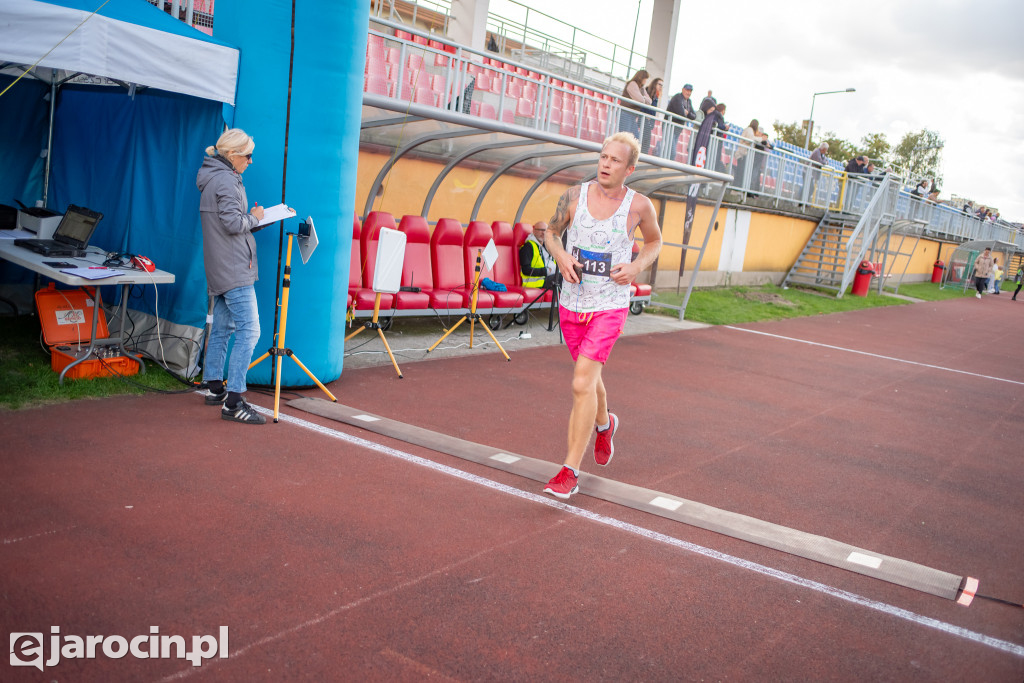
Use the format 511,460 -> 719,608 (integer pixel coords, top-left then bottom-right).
771,119 -> 856,162
859,133 -> 891,166
819,132 -> 856,165
891,129 -> 944,185
771,120 -> 805,147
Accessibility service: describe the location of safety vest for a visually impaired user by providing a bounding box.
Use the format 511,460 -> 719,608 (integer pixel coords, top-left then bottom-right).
521,239 -> 547,288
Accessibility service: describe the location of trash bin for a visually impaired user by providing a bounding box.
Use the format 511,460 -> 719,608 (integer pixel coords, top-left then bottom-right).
851,260 -> 874,297
931,260 -> 944,283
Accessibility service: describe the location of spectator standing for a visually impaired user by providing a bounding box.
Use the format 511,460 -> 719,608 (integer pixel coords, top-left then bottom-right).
1011,263 -> 1023,300
992,259 -> 1002,294
751,126 -> 773,194
690,102 -> 728,172
619,70 -> 651,140
664,83 -> 696,160
641,77 -> 664,155
809,142 -> 829,167
735,119 -> 759,191
698,90 -> 716,120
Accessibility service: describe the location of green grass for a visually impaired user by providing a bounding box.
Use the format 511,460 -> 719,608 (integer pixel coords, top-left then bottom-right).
885,281 -> 994,301
649,283 -> 911,325
0,315 -> 196,411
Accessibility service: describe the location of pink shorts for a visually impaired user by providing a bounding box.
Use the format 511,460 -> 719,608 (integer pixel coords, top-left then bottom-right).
559,306 -> 628,364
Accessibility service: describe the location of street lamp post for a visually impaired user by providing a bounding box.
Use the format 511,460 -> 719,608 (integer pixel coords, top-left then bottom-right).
804,88 -> 856,150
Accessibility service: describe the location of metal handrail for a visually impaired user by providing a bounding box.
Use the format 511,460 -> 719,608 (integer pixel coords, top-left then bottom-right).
837,175 -> 898,296
485,0 -> 648,85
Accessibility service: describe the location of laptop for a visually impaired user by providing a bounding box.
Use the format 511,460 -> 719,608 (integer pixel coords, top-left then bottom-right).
14,205 -> 103,257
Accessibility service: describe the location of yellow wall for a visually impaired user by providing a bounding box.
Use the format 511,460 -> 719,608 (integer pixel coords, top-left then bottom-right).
357,151 -> 564,227
744,213 -> 817,272
878,237 -> 946,276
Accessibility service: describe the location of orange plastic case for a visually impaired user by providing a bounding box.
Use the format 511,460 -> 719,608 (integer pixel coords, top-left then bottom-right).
34,284 -> 139,379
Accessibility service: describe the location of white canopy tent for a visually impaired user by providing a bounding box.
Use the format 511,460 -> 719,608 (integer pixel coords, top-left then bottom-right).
0,0 -> 239,207
0,0 -> 238,105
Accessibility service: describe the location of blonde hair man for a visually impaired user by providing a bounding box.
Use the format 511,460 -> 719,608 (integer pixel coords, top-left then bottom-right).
539,132 -> 661,499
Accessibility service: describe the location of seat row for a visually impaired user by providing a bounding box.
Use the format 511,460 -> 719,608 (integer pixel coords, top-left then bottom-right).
347,212 -> 651,323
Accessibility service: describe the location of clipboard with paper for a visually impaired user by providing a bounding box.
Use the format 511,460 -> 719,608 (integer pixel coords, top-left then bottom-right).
256,204 -> 298,227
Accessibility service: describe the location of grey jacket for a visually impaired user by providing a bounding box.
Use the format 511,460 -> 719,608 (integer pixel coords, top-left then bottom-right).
197,154 -> 259,296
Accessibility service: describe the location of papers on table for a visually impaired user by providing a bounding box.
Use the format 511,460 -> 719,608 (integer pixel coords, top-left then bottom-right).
59,267 -> 125,280
0,229 -> 36,240
256,204 -> 297,227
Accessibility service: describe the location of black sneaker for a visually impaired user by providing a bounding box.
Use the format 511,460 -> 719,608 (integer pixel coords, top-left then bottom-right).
204,388 -> 227,405
221,399 -> 266,425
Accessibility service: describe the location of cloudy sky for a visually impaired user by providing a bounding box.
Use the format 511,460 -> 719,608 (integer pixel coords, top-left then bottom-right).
501,0 -> 1024,222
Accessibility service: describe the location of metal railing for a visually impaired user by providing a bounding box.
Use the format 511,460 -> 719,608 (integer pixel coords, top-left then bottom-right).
485,0 -> 647,88
836,175 -> 899,296
145,0 -> 214,34
371,0 -> 451,34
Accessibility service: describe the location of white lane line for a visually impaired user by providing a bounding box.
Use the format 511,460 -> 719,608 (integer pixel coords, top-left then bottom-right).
263,407 -> 1024,658
724,326 -> 1024,386
3,526 -> 75,545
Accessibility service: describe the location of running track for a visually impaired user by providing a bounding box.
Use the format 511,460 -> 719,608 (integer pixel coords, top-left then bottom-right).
2,294 -> 1022,681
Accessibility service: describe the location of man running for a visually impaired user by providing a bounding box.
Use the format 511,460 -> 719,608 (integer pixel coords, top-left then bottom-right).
538,131 -> 662,499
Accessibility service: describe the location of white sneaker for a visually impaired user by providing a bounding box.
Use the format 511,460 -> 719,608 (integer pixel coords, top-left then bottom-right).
976,292 -> 982,299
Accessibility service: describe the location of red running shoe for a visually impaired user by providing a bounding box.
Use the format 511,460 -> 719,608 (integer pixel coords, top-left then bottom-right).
594,412 -> 618,466
543,466 -> 579,500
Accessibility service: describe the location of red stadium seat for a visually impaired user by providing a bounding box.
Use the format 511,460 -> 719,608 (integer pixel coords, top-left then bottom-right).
464,221 -> 522,309
413,86 -> 437,106
430,218 -> 469,308
356,211 -> 397,310
348,214 -> 362,309
395,215 -> 433,310
406,53 -> 425,72
364,75 -> 390,97
479,103 -> 497,120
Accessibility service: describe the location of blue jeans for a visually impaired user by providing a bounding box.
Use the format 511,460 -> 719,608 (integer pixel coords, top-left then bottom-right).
205,285 -> 261,393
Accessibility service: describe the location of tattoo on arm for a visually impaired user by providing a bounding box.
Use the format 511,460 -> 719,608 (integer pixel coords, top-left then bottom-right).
548,185 -> 579,238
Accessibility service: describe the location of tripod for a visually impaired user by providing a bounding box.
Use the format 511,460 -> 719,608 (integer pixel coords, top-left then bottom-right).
345,291 -> 403,378
249,231 -> 337,423
502,273 -> 560,332
428,248 -> 510,360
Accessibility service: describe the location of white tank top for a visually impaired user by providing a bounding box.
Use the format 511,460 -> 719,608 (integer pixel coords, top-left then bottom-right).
559,181 -> 636,313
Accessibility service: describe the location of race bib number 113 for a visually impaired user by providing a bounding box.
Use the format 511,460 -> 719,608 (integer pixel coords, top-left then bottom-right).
572,247 -> 611,278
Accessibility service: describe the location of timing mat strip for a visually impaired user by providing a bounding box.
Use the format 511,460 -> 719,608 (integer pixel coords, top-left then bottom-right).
290,397 -> 966,601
